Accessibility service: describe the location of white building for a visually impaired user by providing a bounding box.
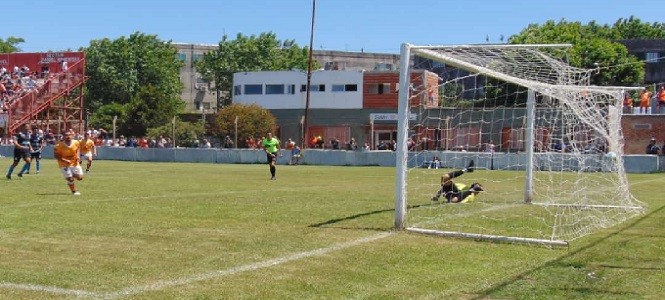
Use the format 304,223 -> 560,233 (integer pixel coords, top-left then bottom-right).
232,70 -> 364,109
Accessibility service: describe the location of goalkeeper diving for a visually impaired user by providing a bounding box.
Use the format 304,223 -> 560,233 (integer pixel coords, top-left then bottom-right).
431,160 -> 484,203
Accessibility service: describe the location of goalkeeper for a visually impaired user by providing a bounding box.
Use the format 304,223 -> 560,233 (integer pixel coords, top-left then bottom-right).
431,160 -> 483,203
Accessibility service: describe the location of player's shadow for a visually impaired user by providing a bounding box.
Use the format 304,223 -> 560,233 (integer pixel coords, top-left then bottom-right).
308,203 -> 433,231
36,192 -> 75,196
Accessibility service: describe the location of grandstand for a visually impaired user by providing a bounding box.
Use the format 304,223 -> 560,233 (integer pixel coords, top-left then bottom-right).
0,52 -> 86,137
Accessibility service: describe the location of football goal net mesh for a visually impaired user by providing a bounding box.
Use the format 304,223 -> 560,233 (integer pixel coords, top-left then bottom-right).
394,44 -> 646,246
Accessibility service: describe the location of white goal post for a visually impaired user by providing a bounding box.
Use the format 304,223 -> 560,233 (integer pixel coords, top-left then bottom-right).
395,43 -> 646,246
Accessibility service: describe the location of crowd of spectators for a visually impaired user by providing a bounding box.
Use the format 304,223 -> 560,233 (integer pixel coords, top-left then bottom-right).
1,66 -> 43,113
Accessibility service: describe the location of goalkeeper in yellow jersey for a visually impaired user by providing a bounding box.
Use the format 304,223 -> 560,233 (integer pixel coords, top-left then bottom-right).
431,160 -> 483,203
54,130 -> 84,195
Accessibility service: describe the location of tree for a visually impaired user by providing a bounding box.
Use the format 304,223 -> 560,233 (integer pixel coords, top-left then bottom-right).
122,85 -> 185,136
508,18 -> 655,86
84,32 -> 184,136
197,32 -> 314,107
147,118 -> 204,148
0,36 -> 24,53
212,103 -> 276,148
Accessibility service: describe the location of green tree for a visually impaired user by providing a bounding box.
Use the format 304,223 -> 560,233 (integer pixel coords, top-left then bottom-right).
0,36 -> 24,53
213,103 -> 276,148
508,18 -> 654,86
84,32 -> 184,135
147,118 -> 204,148
613,16 -> 665,39
197,32 -> 314,107
122,85 -> 185,136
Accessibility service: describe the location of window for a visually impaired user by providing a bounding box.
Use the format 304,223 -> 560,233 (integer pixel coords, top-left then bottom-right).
192,54 -> 204,62
286,84 -> 296,94
266,84 -> 285,95
300,84 -> 326,92
646,52 -> 659,63
374,63 -> 393,71
234,85 -> 241,96
177,53 -> 186,61
244,84 -> 263,95
332,84 -> 358,92
368,83 -> 390,94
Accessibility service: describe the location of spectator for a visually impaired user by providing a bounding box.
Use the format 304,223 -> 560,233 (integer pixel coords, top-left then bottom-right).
622,91 -> 634,114
486,140 -> 496,153
330,137 -> 340,150
407,137 -> 416,151
223,135 -> 234,148
290,144 -> 302,165
118,135 -> 127,147
200,139 -> 211,148
639,88 -> 652,115
646,138 -> 659,155
346,138 -> 358,151
657,86 -> 665,114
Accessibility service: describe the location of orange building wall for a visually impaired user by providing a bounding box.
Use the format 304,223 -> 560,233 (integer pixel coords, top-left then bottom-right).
621,115 -> 665,154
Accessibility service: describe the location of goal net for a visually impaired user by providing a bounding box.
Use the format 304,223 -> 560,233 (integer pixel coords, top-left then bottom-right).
395,44 -> 646,246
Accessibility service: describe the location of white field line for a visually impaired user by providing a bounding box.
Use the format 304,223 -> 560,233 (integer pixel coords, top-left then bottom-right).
0,282 -> 97,297
0,232 -> 393,299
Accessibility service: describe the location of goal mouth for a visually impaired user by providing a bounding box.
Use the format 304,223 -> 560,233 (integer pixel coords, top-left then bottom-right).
394,43 -> 647,244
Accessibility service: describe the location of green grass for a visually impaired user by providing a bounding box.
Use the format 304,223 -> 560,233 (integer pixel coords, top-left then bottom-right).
0,159 -> 663,299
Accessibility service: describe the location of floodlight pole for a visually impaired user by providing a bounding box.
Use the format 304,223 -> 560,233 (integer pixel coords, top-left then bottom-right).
302,0 -> 316,149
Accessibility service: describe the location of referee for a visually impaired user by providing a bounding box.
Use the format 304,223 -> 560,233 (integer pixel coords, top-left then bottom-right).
262,132 -> 280,180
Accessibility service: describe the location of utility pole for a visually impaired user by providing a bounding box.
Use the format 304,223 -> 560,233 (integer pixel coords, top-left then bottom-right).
302,0 -> 316,148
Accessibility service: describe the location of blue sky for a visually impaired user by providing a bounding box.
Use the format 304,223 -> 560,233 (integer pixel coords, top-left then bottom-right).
4,0 -> 663,54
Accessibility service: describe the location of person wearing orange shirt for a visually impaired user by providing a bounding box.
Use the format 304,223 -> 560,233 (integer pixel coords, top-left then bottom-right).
657,86 -> 665,114
79,131 -> 97,173
639,88 -> 652,115
623,91 -> 634,114
54,130 -> 84,195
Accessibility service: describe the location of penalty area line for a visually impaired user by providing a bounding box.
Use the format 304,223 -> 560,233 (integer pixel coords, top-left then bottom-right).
105,232 -> 393,299
0,232 -> 393,299
0,281 -> 97,297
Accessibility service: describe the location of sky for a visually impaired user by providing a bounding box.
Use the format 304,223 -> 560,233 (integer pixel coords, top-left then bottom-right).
4,0 -> 664,54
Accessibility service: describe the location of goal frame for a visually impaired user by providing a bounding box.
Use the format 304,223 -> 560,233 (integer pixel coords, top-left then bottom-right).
394,43 -> 642,246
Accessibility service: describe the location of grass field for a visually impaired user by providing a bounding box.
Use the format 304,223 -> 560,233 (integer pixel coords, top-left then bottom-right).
1,159 -> 663,299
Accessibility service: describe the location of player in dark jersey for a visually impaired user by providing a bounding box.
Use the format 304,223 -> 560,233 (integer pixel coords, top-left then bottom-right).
6,123 -> 33,179
430,160 -> 484,203
26,128 -> 45,174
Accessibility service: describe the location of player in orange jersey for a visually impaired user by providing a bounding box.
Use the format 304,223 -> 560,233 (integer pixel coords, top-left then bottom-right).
54,130 -> 84,195
79,131 -> 97,173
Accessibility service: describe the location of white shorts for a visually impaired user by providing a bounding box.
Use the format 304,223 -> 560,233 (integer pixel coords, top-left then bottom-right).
61,165 -> 84,178
82,153 -> 93,160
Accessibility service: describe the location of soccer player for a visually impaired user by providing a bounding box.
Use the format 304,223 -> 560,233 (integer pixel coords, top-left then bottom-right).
6,123 -> 33,179
25,128 -> 46,174
79,131 -> 97,173
262,132 -> 280,180
431,160 -> 484,203
54,130 -> 84,195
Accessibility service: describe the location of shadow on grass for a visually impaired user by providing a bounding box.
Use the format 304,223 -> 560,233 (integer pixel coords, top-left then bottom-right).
36,192 -> 76,196
308,203 -> 434,230
471,204 -> 665,299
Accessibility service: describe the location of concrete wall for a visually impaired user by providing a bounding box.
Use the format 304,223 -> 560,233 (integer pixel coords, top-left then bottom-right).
2,145 -> 662,173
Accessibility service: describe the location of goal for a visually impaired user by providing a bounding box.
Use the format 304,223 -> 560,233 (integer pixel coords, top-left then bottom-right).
394,43 -> 646,246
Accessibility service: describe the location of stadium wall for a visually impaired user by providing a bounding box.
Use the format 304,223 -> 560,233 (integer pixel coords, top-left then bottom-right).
0,145 -> 662,173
